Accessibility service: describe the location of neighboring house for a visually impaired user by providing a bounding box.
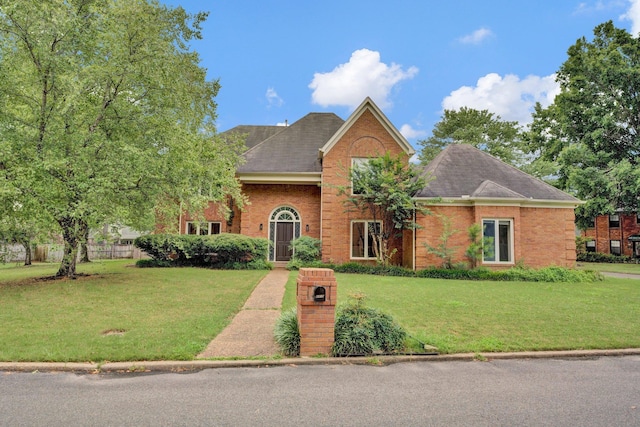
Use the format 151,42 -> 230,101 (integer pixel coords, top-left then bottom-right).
582,213 -> 640,258
179,98 -> 581,269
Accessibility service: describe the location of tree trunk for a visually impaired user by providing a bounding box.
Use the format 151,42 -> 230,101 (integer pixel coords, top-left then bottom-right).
23,241 -> 32,266
79,220 -> 90,263
56,217 -> 79,278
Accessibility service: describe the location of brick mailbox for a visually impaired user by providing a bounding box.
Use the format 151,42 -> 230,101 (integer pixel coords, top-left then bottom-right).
296,268 -> 337,356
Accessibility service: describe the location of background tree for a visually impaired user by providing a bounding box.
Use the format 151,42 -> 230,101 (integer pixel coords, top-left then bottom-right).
340,152 -> 428,266
0,0 -> 245,278
0,200 -> 52,265
418,107 -> 525,166
527,21 -> 640,228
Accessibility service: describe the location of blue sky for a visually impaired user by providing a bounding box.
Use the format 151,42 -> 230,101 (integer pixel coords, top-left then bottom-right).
163,0 -> 640,150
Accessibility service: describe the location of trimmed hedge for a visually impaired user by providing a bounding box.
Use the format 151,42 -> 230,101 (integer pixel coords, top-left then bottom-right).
134,234 -> 270,269
288,261 -> 602,283
577,252 -> 637,264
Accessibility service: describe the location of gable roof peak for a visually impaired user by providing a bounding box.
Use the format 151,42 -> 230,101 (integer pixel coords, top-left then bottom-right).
319,97 -> 414,157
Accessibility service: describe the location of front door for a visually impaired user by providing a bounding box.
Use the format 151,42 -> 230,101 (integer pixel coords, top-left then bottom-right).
275,222 -> 294,261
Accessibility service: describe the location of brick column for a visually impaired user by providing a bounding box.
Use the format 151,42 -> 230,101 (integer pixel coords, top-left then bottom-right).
296,268 -> 337,356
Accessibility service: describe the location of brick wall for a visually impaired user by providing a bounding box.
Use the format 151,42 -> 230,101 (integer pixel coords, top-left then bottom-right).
414,204 -> 576,269
584,213 -> 640,256
240,183 -> 321,240
320,109 -> 409,265
180,200 -> 233,233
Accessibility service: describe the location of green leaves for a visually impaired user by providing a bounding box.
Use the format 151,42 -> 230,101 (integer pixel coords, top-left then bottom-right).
528,20 -> 640,227
0,0 -> 243,276
341,152 -> 428,266
418,107 -> 525,166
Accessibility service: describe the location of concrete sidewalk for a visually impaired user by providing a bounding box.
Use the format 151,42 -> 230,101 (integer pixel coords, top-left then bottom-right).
197,269 -> 289,359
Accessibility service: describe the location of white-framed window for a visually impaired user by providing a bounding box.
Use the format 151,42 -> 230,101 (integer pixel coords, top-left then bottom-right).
351,157 -> 372,195
482,219 -> 514,264
585,240 -> 596,253
610,240 -> 621,256
351,220 -> 381,259
186,221 -> 221,235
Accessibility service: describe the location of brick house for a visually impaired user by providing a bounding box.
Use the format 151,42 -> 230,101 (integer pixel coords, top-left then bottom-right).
179,98 -> 581,269
582,213 -> 640,258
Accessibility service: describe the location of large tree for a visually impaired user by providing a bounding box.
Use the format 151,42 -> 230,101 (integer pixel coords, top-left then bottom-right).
527,21 -> 640,228
0,0 -> 244,277
418,107 -> 525,166
341,152 -> 428,266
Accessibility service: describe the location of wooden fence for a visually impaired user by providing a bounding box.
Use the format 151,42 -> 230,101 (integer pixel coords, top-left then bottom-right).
2,244 -> 147,263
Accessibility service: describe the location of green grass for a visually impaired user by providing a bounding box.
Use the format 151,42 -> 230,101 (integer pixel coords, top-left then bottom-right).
577,262 -> 640,274
0,260 -> 267,362
283,272 -> 640,354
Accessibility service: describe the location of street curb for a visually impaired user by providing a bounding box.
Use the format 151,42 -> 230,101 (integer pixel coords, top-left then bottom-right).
2,348 -> 640,373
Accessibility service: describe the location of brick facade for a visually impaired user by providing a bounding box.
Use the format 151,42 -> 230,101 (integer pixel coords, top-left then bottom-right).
176,98 -> 579,270
414,205 -> 576,269
583,213 -> 640,258
320,109 -> 408,265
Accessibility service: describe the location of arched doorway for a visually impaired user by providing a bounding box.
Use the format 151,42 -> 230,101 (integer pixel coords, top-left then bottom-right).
269,206 -> 301,262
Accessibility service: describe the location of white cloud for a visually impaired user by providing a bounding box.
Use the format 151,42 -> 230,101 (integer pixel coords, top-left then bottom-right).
399,124 -> 426,140
441,73 -> 560,125
309,49 -> 418,110
574,1 -> 626,14
458,27 -> 494,45
265,87 -> 283,108
621,0 -> 640,36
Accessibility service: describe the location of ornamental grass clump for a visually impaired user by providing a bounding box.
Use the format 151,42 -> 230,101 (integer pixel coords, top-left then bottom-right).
274,308 -> 300,357
332,294 -> 406,357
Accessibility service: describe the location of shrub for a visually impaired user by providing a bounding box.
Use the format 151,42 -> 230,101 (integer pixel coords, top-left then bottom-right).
289,236 -> 322,262
274,308 -> 300,357
134,234 -> 199,263
135,259 -> 171,268
134,233 -> 270,269
332,294 -> 406,356
577,251 -> 635,264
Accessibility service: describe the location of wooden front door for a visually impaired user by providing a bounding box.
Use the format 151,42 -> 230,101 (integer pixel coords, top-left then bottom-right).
275,222 -> 294,261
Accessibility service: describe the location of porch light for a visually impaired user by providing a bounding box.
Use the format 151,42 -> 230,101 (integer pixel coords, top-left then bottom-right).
306,224 -> 309,232
259,223 -> 263,231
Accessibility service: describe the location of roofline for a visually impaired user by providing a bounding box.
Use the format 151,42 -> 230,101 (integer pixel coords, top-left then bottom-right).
237,172 -> 321,185
414,196 -> 584,208
319,97 -> 415,158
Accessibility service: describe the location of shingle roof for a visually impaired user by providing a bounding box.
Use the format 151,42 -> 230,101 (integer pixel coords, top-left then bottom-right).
415,144 -> 580,202
220,125 -> 286,150
237,113 -> 344,174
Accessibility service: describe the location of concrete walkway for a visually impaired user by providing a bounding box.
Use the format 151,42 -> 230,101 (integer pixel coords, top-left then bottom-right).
601,272 -> 640,280
197,269 -> 289,359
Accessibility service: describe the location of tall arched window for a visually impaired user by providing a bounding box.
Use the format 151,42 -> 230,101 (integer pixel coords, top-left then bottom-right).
269,206 -> 301,262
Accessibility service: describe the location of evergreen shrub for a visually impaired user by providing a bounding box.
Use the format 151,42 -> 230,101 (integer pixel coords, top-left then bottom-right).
134,233 -> 270,269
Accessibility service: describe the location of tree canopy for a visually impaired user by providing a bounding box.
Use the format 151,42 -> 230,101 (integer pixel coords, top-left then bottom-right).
0,0 -> 245,277
527,21 -> 640,228
418,107 -> 524,166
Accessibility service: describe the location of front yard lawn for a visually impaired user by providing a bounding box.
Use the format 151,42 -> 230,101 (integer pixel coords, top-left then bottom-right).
283,272 -> 640,354
0,260 -> 267,362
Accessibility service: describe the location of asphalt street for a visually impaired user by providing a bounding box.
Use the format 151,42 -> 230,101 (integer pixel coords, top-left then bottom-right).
1,356 -> 639,426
